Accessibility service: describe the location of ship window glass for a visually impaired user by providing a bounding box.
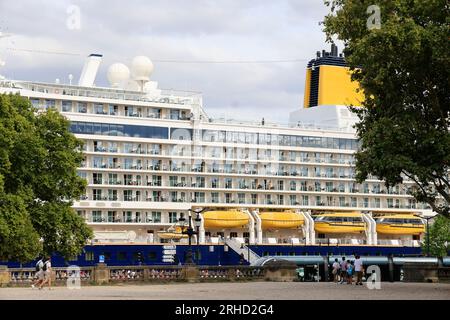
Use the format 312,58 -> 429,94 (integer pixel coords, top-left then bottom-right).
69,122 -> 170,139
62,100 -> 72,112
93,123 -> 102,135
102,124 -> 110,135
85,252 -> 94,261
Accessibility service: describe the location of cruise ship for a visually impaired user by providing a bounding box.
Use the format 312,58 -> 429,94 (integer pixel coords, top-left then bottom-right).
0,46 -> 433,266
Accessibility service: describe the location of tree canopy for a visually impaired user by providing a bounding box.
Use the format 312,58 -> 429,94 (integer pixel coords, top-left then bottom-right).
422,216 -> 450,257
0,93 -> 92,262
323,0 -> 450,217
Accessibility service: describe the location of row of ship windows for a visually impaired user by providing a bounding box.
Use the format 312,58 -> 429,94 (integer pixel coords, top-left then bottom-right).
85,140 -> 356,163
30,99 -> 190,120
78,210 -> 180,224
69,121 -> 358,150
81,172 -> 411,195
81,157 -> 358,176
80,190 -> 419,209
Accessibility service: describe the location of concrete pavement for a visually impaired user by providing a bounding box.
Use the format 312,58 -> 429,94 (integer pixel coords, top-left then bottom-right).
1,282 -> 449,300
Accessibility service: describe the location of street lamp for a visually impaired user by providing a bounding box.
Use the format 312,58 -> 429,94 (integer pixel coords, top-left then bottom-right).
180,208 -> 206,265
415,213 -> 433,257
194,213 -> 202,263
423,216 -> 433,257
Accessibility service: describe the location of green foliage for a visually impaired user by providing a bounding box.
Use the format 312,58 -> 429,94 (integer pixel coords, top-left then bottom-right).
0,93 -> 92,262
323,0 -> 450,217
422,216 -> 450,257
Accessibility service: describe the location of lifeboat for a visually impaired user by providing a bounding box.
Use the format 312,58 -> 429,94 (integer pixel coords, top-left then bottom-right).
259,210 -> 304,229
203,210 -> 249,228
157,226 -> 188,240
375,214 -> 425,235
314,212 -> 366,234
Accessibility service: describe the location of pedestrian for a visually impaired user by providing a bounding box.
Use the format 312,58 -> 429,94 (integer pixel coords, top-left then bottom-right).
339,256 -> 347,284
332,258 -> 340,282
354,255 -> 364,285
39,256 -> 52,290
31,256 -> 44,289
346,260 -> 354,285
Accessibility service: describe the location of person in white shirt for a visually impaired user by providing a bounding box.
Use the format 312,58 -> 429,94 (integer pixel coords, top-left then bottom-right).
332,258 -> 340,282
339,257 -> 347,284
354,255 -> 364,285
39,256 -> 52,290
31,257 -> 45,289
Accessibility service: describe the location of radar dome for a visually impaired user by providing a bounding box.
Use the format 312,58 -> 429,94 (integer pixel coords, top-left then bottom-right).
131,56 -> 154,81
107,63 -> 130,88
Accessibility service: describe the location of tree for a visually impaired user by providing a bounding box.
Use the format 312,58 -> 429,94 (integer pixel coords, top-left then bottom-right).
0,93 -> 93,262
422,215 -> 450,257
322,0 -> 450,217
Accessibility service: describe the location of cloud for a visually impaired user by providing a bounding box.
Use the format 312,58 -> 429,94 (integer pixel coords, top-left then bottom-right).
0,0 -> 334,123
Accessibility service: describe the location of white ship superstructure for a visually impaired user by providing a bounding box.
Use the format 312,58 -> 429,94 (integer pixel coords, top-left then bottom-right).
0,51 -> 432,248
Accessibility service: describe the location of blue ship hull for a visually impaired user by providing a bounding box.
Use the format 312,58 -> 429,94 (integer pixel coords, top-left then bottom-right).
2,244 -> 423,268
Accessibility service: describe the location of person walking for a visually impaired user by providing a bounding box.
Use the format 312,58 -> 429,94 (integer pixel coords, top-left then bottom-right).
346,260 -> 354,285
239,253 -> 245,265
31,257 -> 44,289
332,258 -> 340,282
354,255 -> 364,285
39,256 -> 52,290
339,257 -> 347,284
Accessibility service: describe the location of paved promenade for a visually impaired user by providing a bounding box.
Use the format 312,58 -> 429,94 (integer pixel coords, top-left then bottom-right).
1,282 -> 449,300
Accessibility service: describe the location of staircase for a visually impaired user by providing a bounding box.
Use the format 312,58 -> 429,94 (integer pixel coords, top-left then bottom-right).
225,238 -> 260,265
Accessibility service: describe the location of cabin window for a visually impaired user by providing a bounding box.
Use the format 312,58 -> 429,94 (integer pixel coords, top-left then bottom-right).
85,252 -> 94,261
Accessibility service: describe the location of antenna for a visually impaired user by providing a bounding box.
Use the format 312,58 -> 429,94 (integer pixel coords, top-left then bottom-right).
68,74 -> 73,85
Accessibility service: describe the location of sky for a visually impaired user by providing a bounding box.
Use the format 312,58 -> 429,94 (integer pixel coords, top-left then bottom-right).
0,0 -> 338,123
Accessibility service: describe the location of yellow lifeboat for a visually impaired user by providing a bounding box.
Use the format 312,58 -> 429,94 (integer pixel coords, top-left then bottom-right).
259,210 -> 304,229
314,212 -> 366,234
157,226 -> 188,240
375,214 -> 425,235
203,210 -> 249,228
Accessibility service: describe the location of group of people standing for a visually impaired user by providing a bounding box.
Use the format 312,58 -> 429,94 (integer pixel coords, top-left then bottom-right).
31,256 -> 52,290
331,256 -> 364,285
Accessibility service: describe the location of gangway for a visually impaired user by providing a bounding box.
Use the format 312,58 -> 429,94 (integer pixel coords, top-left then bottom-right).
225,238 -> 260,265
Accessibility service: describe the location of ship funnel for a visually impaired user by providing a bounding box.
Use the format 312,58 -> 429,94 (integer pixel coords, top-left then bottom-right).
78,53 -> 103,87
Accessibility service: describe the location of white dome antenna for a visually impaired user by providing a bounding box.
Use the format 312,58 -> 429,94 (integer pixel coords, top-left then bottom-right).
107,63 -> 130,88
131,56 -> 154,92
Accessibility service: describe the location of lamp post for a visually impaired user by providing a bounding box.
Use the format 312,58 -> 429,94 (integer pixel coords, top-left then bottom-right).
180,208 -> 205,265
194,213 -> 201,263
424,216 -> 433,257
415,213 -> 433,257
